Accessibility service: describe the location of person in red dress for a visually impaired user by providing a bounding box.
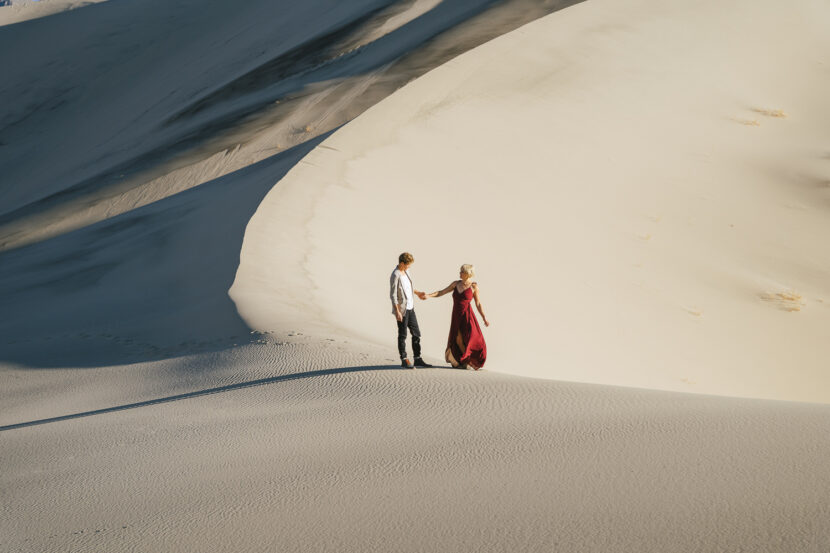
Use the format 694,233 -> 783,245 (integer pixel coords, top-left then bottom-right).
425,264 -> 489,370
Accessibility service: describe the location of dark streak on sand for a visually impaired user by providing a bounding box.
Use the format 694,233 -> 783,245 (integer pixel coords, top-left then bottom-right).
0,0 -> 582,248
0,365 -> 401,432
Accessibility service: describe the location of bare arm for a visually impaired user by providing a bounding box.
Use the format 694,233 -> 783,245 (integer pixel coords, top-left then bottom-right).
426,281 -> 459,299
472,283 -> 489,326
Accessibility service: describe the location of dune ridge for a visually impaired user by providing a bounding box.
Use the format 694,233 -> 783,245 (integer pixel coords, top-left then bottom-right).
233,0 -> 830,403
2,0 -> 830,551
0,0 -> 579,251
0,0 -> 580,366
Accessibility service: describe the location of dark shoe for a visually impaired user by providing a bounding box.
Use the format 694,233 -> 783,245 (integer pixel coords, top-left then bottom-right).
414,358 -> 433,368
401,359 -> 414,368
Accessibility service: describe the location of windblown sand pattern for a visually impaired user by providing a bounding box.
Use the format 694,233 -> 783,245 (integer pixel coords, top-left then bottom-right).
2,0 -> 830,551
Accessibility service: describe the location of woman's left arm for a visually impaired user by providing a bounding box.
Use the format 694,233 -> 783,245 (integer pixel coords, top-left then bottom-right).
472,283 -> 490,327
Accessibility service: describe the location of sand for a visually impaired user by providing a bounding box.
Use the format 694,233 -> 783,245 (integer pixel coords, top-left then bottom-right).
0,0 -> 109,26
2,0 -> 830,551
0,0 -> 578,251
4,345 -> 830,552
234,0 -> 830,403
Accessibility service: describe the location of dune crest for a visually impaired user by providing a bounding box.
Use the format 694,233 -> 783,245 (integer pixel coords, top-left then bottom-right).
233,0 -> 830,403
4,1 -> 830,551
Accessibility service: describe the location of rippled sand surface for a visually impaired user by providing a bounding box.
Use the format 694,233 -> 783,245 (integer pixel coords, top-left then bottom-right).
2,0 -> 830,550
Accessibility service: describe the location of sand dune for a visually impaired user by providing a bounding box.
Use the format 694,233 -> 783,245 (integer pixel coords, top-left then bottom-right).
3,340 -> 830,552
2,0 -> 830,551
0,138 -> 327,369
0,0 -> 578,251
234,0 -> 830,403
0,0 -> 579,364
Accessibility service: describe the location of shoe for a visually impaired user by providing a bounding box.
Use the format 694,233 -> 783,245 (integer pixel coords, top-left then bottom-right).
414,358 -> 433,368
401,359 -> 414,368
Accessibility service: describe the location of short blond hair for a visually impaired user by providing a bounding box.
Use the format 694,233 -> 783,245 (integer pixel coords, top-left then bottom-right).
460,264 -> 475,277
399,252 -> 414,264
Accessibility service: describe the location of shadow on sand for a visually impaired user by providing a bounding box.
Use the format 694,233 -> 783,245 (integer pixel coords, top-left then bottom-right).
0,364 -> 416,432
0,0 -> 579,370
0,137 -> 328,369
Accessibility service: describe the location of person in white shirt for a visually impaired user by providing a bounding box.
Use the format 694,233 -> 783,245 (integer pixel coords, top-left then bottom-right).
389,252 -> 432,368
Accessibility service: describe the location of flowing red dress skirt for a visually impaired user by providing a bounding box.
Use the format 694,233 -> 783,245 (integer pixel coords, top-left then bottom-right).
445,286 -> 487,369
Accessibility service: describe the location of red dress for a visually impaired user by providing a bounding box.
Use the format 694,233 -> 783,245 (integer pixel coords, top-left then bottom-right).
445,284 -> 487,369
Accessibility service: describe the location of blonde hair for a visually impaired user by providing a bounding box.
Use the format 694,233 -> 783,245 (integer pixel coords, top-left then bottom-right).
460,264 -> 475,278
399,252 -> 414,264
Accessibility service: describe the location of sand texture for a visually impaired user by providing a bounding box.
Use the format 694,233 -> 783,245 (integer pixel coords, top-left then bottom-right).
4,344 -> 830,552
2,0 -> 830,551
237,0 -> 830,403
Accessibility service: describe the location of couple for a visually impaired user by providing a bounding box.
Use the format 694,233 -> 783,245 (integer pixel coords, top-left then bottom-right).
390,252 -> 489,370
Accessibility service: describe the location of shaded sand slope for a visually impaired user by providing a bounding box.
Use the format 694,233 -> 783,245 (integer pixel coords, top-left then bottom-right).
2,1 -> 830,551
0,0 -> 588,427
0,137 -> 324,368
2,348 -> 829,552
233,0 -> 830,402
0,0 -> 580,251
0,0 -> 387,216
0,0 -> 581,369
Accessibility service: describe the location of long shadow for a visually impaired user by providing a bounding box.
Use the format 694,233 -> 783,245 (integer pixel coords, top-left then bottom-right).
0,0 -> 582,369
0,364 -> 403,432
0,0 -> 581,230
0,0 -> 387,225
0,135 -> 330,368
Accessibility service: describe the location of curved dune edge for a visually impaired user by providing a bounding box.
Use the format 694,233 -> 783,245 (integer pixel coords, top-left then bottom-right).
233,0 -> 830,403
0,0 -> 578,252
0,0 -> 108,26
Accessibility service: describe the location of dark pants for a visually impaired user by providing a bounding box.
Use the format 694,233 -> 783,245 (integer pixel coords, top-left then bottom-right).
397,309 -> 421,360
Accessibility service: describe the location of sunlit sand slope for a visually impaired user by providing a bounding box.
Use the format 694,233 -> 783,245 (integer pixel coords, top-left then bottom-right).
233,0 -> 830,403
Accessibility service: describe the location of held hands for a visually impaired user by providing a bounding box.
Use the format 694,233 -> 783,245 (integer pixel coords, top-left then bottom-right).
416,291 -> 427,300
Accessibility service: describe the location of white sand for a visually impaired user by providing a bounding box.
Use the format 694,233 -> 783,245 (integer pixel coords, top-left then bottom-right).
4,344 -> 830,552
3,0 -> 830,551
233,0 -> 830,403
0,0 -> 110,26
